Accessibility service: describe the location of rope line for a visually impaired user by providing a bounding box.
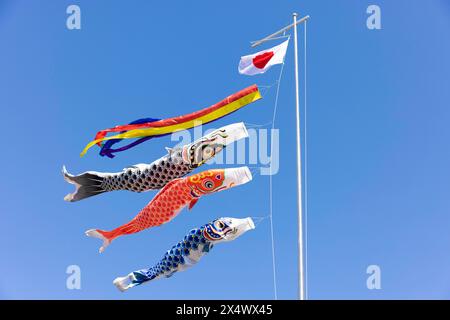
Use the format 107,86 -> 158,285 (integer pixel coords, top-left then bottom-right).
250,215 -> 270,228
243,121 -> 274,128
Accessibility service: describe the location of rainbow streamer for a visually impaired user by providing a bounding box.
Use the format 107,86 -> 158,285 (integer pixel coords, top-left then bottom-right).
80,85 -> 261,157
99,118 -> 161,158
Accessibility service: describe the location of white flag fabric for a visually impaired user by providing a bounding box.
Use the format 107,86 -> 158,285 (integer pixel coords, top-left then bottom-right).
238,39 -> 289,76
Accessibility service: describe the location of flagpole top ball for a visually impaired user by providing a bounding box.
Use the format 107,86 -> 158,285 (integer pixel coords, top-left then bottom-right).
293,12 -> 298,17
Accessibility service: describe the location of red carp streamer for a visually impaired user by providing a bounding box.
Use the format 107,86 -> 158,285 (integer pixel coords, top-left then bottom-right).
86,167 -> 253,252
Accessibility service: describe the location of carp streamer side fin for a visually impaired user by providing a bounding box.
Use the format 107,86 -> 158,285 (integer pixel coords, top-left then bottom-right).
188,198 -> 199,210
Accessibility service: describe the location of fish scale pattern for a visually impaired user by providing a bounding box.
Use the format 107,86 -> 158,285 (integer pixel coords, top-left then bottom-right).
131,226 -> 212,284
100,150 -> 192,192
133,179 -> 193,229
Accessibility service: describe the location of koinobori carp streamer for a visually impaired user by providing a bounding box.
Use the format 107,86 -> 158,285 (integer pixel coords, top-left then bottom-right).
86,167 -> 253,252
113,217 -> 255,291
63,122 -> 248,202
80,85 -> 261,157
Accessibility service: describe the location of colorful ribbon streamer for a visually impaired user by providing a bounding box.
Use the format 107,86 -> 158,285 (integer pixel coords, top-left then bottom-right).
99,118 -> 160,158
80,85 -> 261,157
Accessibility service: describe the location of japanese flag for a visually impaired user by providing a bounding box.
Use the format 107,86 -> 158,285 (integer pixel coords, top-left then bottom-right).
238,39 -> 289,76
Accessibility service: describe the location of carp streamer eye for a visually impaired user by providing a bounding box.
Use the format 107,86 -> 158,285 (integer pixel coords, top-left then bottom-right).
202,146 -> 215,159
203,180 -> 214,189
215,221 -> 225,229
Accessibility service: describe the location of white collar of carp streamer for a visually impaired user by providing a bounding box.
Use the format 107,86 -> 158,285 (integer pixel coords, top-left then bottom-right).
226,217 -> 255,238
180,122 -> 249,167
219,122 -> 249,144
222,166 -> 253,188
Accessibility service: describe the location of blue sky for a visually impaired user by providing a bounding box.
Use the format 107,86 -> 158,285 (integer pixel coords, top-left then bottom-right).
1,0 -> 450,299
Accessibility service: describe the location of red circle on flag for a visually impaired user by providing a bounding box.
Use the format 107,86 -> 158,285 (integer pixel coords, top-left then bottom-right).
252,51 -> 274,69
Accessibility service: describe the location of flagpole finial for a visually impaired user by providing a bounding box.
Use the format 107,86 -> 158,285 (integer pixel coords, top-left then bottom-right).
251,13 -> 309,48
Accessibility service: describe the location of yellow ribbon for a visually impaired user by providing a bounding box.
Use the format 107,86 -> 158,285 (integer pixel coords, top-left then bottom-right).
80,90 -> 261,157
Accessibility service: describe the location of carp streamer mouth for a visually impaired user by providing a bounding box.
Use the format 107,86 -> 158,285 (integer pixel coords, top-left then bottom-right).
213,185 -> 229,193
190,189 -> 201,198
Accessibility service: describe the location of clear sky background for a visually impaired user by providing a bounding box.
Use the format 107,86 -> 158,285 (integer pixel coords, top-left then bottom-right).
1,0 -> 450,299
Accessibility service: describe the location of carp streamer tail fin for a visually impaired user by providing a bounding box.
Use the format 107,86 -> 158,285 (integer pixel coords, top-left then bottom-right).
85,229 -> 112,253
85,221 -> 136,253
62,166 -> 107,202
113,274 -> 135,292
113,271 -> 157,292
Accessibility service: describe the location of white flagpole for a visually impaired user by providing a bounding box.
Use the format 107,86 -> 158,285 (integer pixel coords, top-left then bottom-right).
292,12 -> 305,301
250,13 -> 309,301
